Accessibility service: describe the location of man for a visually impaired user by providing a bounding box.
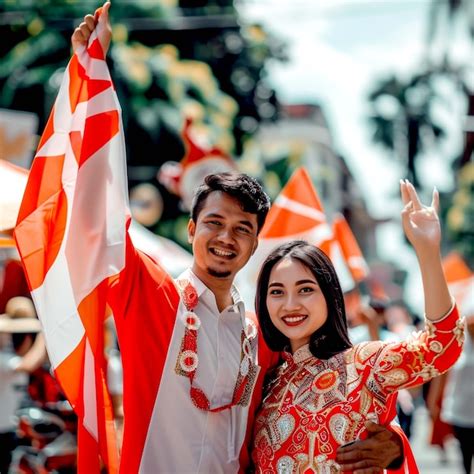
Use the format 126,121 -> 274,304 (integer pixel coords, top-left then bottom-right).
0,297 -> 46,472
67,5 -> 404,473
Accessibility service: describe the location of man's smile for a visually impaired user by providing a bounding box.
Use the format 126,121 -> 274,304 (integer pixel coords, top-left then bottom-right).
209,246 -> 237,259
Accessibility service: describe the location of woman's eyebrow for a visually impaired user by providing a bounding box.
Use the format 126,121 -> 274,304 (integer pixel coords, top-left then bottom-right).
268,282 -> 284,288
296,279 -> 317,285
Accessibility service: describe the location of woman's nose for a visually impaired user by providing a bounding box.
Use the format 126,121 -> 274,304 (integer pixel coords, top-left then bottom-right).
282,293 -> 301,311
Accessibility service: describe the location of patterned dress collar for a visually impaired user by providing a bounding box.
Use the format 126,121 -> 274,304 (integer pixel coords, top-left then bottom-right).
282,344 -> 313,365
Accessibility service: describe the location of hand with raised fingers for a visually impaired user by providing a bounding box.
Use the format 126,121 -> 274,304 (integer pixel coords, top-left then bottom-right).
336,422 -> 403,473
71,1 -> 111,56
400,179 -> 441,256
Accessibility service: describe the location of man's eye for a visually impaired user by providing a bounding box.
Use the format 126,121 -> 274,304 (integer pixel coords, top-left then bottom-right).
208,220 -> 221,226
237,226 -> 250,234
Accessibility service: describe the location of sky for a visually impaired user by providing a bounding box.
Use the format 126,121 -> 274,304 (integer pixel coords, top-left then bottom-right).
237,0 -> 471,312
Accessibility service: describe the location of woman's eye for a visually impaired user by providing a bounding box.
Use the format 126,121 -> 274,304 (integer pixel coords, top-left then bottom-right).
300,287 -> 314,293
269,289 -> 283,296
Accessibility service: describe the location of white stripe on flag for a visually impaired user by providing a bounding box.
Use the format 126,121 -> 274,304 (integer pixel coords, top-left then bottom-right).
329,241 -> 355,293
348,255 -> 369,270
30,250 -> 85,369
275,195 -> 326,222
65,133 -> 127,306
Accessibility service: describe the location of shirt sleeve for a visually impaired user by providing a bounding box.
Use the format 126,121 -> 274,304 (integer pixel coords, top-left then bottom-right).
366,304 -> 464,395
107,230 -> 174,322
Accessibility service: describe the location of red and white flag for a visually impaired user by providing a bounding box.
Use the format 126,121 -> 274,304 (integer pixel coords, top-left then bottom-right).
237,167 -> 354,307
14,18 -> 124,473
332,213 -> 369,283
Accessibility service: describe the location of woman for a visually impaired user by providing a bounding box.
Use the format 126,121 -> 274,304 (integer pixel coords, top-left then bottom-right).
251,181 -> 464,473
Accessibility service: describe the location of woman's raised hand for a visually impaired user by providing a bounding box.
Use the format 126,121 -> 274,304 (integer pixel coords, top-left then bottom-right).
400,179 -> 441,256
71,2 -> 112,56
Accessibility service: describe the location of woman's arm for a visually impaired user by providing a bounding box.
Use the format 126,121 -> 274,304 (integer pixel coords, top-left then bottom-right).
367,181 -> 463,394
400,180 -> 452,320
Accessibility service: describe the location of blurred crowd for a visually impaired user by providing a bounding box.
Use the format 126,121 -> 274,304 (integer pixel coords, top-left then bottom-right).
1,248 -> 473,473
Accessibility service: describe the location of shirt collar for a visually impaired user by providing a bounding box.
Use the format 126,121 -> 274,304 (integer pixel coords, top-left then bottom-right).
282,344 -> 313,365
178,268 -> 245,319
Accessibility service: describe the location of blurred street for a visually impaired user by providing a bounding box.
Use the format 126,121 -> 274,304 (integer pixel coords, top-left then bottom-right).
411,406 -> 465,474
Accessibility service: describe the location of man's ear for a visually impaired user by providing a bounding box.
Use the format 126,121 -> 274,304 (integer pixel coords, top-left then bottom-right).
251,238 -> 259,256
187,218 -> 195,244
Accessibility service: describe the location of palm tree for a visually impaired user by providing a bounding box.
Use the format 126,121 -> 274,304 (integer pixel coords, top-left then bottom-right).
367,72 -> 446,188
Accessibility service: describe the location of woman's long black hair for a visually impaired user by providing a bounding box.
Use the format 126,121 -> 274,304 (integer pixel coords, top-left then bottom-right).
255,240 -> 352,359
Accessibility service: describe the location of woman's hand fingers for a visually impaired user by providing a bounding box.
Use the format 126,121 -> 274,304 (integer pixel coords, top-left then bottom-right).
399,180 -> 410,206
431,186 -> 439,213
405,180 -> 423,210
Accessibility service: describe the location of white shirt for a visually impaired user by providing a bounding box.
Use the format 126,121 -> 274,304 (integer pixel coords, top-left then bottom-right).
139,269 -> 259,474
0,350 -> 28,432
441,332 -> 474,427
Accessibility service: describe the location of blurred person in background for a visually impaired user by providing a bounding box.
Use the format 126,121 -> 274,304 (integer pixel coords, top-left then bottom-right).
0,296 -> 46,473
384,301 -> 417,339
440,301 -> 474,474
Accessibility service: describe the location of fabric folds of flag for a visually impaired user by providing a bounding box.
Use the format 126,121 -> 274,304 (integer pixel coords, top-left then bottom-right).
332,213 -> 369,283
14,27 -> 125,473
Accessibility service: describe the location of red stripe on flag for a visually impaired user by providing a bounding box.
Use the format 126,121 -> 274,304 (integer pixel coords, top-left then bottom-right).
16,154 -> 65,224
14,185 -> 68,291
262,206 -> 323,237
80,111 -> 119,166
87,38 -> 105,60
54,337 -> 86,412
37,108 -> 56,150
78,418 -> 102,472
68,55 -> 112,114
281,167 -> 325,211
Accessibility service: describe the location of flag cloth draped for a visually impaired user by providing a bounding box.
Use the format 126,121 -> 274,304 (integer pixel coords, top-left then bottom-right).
237,167 -> 355,308
332,213 -> 369,283
14,25 -> 125,473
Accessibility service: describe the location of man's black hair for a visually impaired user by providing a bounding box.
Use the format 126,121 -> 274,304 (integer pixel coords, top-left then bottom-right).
190,172 -> 270,234
255,240 -> 353,359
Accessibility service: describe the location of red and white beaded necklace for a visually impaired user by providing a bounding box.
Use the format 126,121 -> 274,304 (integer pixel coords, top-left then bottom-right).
175,280 -> 257,412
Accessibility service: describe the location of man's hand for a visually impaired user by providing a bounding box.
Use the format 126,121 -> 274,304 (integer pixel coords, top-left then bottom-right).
335,422 -> 403,473
71,1 -> 111,56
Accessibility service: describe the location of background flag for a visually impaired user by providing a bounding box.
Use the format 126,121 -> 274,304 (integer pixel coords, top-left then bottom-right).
237,167 -> 354,308
332,213 -> 370,283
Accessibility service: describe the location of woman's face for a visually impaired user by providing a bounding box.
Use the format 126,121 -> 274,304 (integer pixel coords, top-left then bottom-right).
266,257 -> 328,353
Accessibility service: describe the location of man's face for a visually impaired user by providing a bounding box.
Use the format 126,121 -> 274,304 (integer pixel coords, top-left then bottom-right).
188,191 -> 259,282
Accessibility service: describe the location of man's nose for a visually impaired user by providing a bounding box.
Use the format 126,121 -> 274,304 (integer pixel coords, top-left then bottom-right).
216,227 -> 234,244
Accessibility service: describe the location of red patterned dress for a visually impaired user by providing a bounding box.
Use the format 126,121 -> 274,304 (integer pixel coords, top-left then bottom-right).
252,305 -> 463,473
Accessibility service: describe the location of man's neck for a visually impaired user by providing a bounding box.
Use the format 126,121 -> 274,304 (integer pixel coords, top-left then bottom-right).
191,265 -> 235,312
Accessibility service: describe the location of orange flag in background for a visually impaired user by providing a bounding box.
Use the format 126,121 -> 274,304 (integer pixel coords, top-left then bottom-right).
332,213 -> 369,283
237,168 -> 354,308
442,252 -> 473,316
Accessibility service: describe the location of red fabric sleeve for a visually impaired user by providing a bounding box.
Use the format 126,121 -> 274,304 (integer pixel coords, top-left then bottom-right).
370,305 -> 463,394
106,231 -> 180,474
